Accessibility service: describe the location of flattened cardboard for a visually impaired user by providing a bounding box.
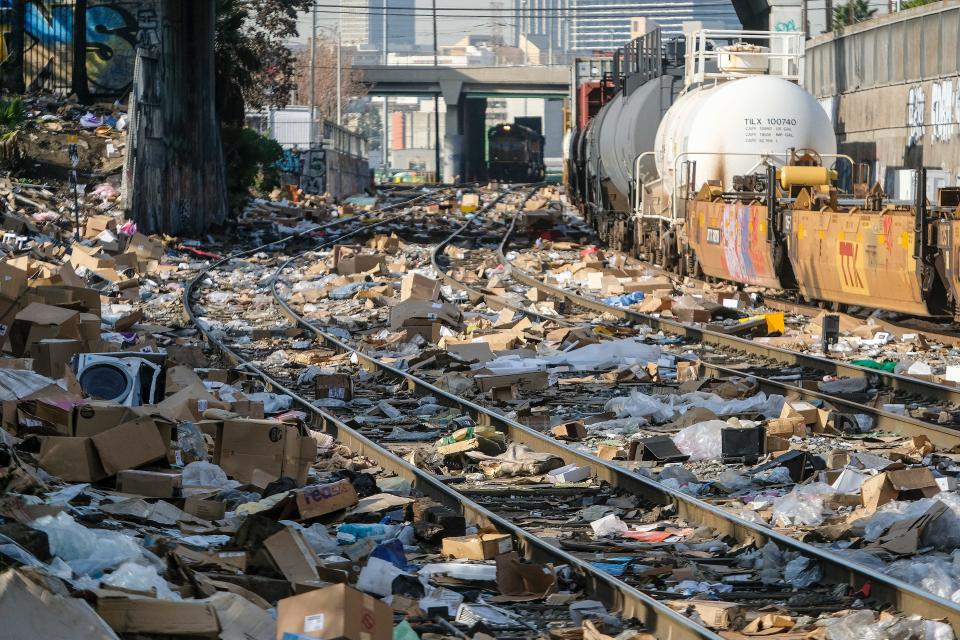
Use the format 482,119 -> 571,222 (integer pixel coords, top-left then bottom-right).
442,532 -> 512,560
91,417 -> 167,476
275,583 -> 392,640
474,371 -> 548,393
264,528 -> 321,584
445,341 -> 494,364
96,596 -> 220,637
295,479 -> 359,520
0,571 -> 119,640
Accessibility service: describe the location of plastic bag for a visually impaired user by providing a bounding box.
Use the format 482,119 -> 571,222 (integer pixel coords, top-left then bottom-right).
771,483 -> 834,527
783,556 -> 821,588
31,512 -> 149,576
182,461 -> 234,489
176,422 -> 208,463
590,514 -> 629,537
102,562 -> 180,600
660,465 -> 699,485
672,420 -> 726,461
605,391 -> 673,422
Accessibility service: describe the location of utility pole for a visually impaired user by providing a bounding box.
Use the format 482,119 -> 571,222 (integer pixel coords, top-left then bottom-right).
826,0 -> 833,31
801,0 -> 808,37
433,0 -> 441,183
336,27 -> 342,125
848,0 -> 854,25
308,0 -> 317,147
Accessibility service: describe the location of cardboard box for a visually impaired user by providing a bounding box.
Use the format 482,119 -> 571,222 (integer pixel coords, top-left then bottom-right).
91,417 -> 167,476
389,299 -> 461,329
73,402 -> 136,437
336,254 -> 384,275
96,597 -> 220,637
127,233 -> 165,262
183,497 -> 227,521
216,419 -> 317,485
545,464 -> 591,483
474,371 -> 548,393
550,420 -> 586,441
672,306 -> 711,323
265,528 -> 321,584
445,341 -> 494,364
400,273 -> 441,301
31,339 -> 83,378
0,262 -> 28,301
8,303 -> 81,357
667,600 -> 740,630
861,468 -> 940,512
276,583 -> 392,640
404,320 -> 441,343
116,469 -> 181,498
30,398 -> 75,435
39,436 -> 108,482
313,373 -> 353,402
781,400 -> 818,425
295,479 -> 359,520
441,532 -> 512,560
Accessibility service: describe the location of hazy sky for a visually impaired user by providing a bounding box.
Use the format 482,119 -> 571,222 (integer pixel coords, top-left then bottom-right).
293,1 -> 507,47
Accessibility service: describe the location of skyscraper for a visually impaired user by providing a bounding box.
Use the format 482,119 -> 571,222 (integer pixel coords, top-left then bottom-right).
339,0 -> 370,47
514,0 -> 743,59
368,0 -> 417,53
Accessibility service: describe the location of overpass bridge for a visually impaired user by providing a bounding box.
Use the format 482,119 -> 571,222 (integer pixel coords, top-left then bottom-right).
356,65 -> 570,182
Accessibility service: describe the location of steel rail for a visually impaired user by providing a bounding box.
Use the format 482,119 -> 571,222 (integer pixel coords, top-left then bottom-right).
268,192 -> 960,630
185,187 -> 722,640
502,221 -> 960,409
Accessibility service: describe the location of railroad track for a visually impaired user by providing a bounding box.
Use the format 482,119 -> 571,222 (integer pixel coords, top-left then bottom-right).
186,185 -> 960,638
507,211 -> 960,443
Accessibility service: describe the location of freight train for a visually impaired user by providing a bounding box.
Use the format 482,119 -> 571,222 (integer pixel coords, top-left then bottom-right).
488,122 -> 545,183
568,29 -> 960,318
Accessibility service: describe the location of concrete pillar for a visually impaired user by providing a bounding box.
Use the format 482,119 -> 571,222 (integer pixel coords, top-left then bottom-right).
443,105 -> 462,184
440,80 -> 464,184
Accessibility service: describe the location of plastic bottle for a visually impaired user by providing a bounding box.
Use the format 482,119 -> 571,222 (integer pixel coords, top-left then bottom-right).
336,523 -> 400,545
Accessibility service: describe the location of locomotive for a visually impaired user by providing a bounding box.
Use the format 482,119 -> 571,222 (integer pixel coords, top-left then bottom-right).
568,29 -> 960,318
488,122 -> 545,183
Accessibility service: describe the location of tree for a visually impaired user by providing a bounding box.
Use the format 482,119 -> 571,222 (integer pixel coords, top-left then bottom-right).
125,1 -> 227,235
215,0 -> 312,127
899,0 -> 938,8
294,37 -> 369,127
127,0 -> 318,234
832,0 -> 877,29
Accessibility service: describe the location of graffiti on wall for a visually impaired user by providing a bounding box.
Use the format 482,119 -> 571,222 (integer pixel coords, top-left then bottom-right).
905,79 -> 960,146
0,0 -> 158,95
906,85 -> 926,146
301,148 -> 327,195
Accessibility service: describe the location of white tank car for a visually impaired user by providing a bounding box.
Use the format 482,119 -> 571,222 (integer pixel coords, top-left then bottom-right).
653,75 -> 837,207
